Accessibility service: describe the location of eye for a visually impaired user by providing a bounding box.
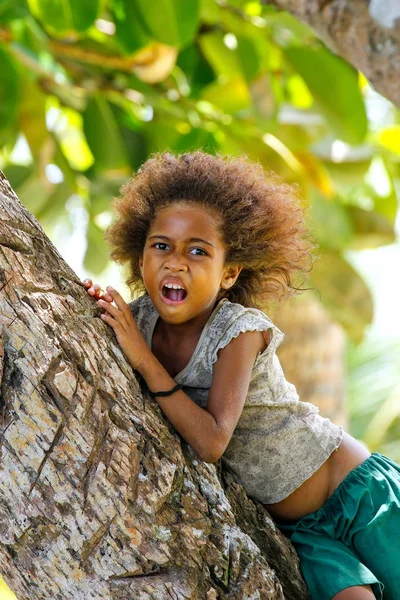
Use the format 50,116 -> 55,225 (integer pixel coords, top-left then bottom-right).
153,242 -> 169,251
189,247 -> 207,256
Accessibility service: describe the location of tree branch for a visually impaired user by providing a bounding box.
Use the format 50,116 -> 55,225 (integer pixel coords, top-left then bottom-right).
265,0 -> 400,107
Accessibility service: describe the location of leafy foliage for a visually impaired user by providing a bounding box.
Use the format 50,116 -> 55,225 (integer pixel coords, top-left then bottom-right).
347,337 -> 400,462
0,0 -> 398,343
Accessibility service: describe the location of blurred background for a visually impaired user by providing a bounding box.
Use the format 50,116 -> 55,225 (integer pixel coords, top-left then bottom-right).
0,1 -> 399,596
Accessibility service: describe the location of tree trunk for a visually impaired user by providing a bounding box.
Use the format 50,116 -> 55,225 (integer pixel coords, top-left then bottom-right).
266,0 -> 400,107
0,171 -> 309,599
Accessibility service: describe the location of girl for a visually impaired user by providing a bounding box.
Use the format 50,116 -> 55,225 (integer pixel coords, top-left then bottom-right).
83,152 -> 400,600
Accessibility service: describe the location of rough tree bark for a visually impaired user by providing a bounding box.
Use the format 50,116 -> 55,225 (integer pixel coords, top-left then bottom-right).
0,172 -> 309,599
266,0 -> 400,107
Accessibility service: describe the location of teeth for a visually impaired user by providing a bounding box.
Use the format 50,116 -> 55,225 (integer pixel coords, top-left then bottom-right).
164,283 -> 184,290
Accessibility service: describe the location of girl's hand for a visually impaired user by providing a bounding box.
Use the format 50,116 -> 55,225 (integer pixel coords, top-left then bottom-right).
96,285 -> 150,372
83,278 -> 113,303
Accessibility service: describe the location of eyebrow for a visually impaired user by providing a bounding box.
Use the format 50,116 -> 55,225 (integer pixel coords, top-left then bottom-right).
148,235 -> 215,247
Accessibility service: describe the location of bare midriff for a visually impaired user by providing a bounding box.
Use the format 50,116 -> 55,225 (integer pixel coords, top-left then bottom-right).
263,432 -> 371,522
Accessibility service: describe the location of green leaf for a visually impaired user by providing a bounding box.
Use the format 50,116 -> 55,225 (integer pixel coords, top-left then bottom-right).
143,119 -> 180,154
88,178 -> 122,216
27,0 -> 101,33
361,379 -> 400,451
199,0 -> 220,24
172,127 -> 218,154
83,96 -> 130,177
129,0 -> 201,48
177,44 -> 215,96
266,10 -> 317,47
376,125 -> 400,154
201,76 -> 251,114
0,45 -> 20,131
310,192 -> 354,250
199,32 -> 242,79
347,206 -> 396,249
323,157 -> 373,191
15,173 -> 51,215
0,0 -> 29,22
3,164 -> 33,190
12,13 -> 50,55
348,338 -> 400,456
36,139 -> 76,223
18,75 -> 47,155
310,252 -> 373,342
199,31 -> 264,84
110,0 -> 150,54
117,125 -> 148,171
84,220 -> 109,274
284,44 -> 368,144
335,158 -> 397,227
54,105 -> 94,171
367,156 -> 398,224
37,180 -> 72,225
0,122 -> 19,149
236,36 -> 262,81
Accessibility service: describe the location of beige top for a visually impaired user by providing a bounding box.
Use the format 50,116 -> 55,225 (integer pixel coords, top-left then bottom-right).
130,294 -> 343,504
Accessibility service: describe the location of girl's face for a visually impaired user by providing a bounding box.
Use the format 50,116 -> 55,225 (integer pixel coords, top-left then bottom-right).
139,202 -> 241,325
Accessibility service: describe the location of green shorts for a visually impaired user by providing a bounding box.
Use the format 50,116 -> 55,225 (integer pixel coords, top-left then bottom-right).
278,453 -> 400,600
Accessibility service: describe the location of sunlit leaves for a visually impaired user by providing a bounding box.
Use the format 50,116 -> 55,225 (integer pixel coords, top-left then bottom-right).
0,0 -> 398,347
311,189 -> 396,252
311,252 -> 373,342
362,382 -> 400,451
110,0 -> 150,54
18,76 -> 47,155
376,125 -> 400,154
347,206 -> 396,249
27,0 -> 101,34
0,46 -> 20,131
310,192 -> 354,250
285,74 -> 313,109
83,96 -> 130,177
123,0 -> 201,48
51,106 -> 94,172
284,45 -> 368,144
84,220 -> 110,274
347,336 -> 400,459
0,0 -> 29,23
3,163 -> 33,190
177,45 -> 215,96
199,32 -> 243,79
13,171 -> 52,214
201,77 -> 251,114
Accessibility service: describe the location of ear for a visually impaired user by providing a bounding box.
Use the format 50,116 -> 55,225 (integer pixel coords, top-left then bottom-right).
220,264 -> 242,290
138,255 -> 143,276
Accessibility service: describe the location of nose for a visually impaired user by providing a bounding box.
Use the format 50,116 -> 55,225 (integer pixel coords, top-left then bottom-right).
164,249 -> 188,272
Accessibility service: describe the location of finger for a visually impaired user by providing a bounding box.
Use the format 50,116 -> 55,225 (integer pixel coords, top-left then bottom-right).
98,298 -> 126,325
100,311 -> 120,331
106,286 -> 131,317
87,283 -> 102,297
83,278 -> 93,288
92,287 -> 112,302
99,290 -> 113,302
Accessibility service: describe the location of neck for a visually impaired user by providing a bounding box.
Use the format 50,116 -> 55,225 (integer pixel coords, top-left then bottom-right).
158,300 -> 222,344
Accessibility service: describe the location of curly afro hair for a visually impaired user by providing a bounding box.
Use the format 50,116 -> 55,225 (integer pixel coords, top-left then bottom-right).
105,151 -> 315,308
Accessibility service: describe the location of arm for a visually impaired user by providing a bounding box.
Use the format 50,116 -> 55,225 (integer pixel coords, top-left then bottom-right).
85,282 -> 266,462
139,329 -> 266,462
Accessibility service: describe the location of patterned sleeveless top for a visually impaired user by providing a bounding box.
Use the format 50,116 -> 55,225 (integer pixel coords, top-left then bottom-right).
130,294 -> 343,504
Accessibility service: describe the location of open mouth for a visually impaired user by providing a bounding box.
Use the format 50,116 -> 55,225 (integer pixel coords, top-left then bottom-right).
161,285 -> 187,303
